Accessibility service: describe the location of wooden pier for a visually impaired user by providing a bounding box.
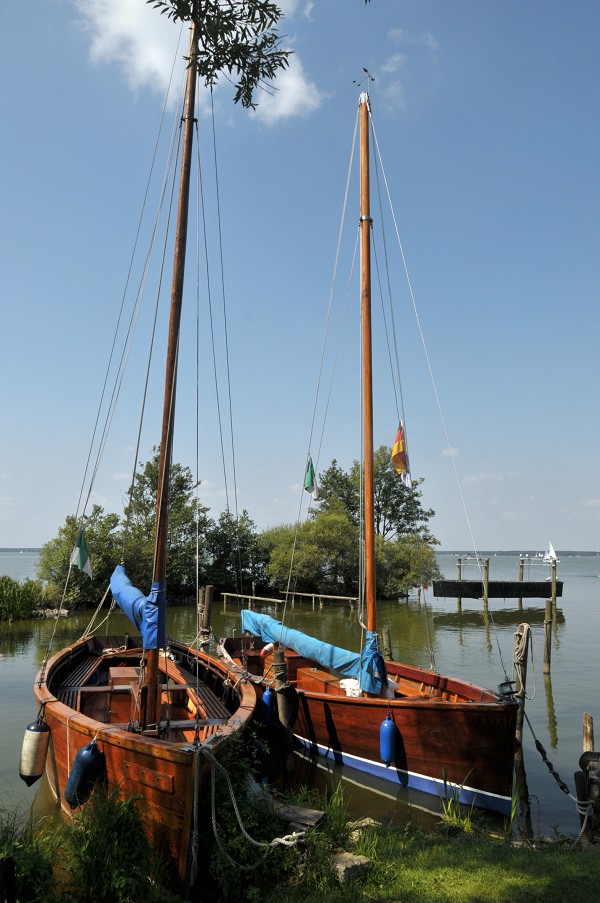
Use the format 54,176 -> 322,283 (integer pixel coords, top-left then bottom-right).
433,557 -> 562,610
221,590 -> 358,610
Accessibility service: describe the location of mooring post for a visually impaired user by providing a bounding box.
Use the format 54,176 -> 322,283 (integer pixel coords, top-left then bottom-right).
518,558 -> 524,610
577,712 -> 600,838
483,558 -> 489,612
456,557 -> 462,611
584,712 -> 595,752
199,585 -> 213,651
543,599 -> 552,674
551,559 -> 557,616
514,623 -> 530,745
382,625 -> 394,661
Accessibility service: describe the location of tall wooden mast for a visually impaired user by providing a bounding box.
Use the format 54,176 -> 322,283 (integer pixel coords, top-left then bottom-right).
359,93 -> 377,634
145,25 -> 198,726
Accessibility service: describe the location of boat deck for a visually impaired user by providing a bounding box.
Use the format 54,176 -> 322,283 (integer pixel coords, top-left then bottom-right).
53,643 -> 233,740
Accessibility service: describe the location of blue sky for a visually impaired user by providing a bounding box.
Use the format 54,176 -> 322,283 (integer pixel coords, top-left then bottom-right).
1,1 -> 599,552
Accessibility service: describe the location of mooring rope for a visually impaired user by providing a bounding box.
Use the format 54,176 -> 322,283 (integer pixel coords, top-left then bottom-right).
196,745 -> 304,872
519,704 -> 594,846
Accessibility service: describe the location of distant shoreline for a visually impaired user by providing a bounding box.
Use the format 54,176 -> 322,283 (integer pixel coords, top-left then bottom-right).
0,548 -> 41,553
439,550 -> 599,557
0,548 -> 598,556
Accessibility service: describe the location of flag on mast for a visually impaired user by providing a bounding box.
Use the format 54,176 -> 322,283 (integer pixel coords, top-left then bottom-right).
304,456 -> 319,499
391,422 -> 412,488
70,529 -> 92,579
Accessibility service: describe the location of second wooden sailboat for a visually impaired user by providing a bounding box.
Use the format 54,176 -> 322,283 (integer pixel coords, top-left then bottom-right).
221,92 -> 518,816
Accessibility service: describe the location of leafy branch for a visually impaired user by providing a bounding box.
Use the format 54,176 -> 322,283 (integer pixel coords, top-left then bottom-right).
147,0 -> 291,108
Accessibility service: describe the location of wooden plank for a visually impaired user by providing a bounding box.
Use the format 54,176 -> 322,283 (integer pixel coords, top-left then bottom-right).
433,580 -> 563,599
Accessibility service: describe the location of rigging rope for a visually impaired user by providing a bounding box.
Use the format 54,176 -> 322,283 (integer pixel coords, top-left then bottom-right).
279,102 -> 361,635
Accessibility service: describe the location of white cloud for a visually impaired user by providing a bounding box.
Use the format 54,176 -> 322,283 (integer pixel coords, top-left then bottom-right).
582,498 -> 600,508
73,0 -> 323,122
388,28 -> 439,54
463,472 -> 502,486
74,0 -> 182,95
441,447 -> 459,458
253,55 -> 324,124
380,53 -> 407,77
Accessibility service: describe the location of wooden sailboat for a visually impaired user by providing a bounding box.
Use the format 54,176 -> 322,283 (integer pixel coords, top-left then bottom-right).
29,25 -> 256,889
221,93 -> 518,816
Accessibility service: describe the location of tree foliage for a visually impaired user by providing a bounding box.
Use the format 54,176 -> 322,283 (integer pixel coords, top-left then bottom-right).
262,505 -> 358,595
37,505 -> 121,608
205,509 -> 269,593
147,0 -> 291,108
121,448 -> 211,599
316,446 -> 437,543
37,441 -> 440,610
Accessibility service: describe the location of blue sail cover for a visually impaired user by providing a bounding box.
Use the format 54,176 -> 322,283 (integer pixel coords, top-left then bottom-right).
240,610 -> 386,695
110,565 -> 166,650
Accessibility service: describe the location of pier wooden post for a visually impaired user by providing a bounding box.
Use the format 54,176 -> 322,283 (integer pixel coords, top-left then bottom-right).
514,623 -> 530,746
584,712 -> 595,753
483,558 -> 489,612
543,599 -> 552,674
456,558 -> 462,611
518,558 -> 524,610
551,559 -> 557,616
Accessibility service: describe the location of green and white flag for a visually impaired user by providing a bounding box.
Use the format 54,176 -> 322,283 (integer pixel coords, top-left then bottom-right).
304,456 -> 319,500
70,529 -> 92,579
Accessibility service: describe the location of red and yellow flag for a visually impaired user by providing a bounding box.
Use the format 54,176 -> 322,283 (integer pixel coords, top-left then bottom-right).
391,422 -> 412,488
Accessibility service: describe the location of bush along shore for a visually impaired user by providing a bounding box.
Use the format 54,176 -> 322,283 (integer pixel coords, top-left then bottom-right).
0,576 -> 50,622
3,781 -> 600,903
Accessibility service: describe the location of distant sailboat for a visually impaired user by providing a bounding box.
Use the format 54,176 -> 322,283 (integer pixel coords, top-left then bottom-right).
543,542 -> 559,564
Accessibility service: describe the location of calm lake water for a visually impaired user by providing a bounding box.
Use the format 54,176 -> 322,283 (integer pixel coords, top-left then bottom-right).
2,549 -> 599,837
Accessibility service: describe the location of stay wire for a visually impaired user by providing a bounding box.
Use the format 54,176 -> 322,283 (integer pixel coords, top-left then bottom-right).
280,101 -> 361,631
369,111 -> 509,680
40,30 -> 185,665
75,23 -> 185,530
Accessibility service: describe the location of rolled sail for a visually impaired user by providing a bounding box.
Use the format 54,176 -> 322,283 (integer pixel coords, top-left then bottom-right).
240,610 -> 385,695
110,565 -> 166,650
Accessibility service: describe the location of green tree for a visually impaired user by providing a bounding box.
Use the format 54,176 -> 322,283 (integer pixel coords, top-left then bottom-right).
122,448 -> 211,599
375,534 -> 441,598
205,509 -> 268,593
317,446 -> 437,542
262,505 -> 358,595
37,505 -> 121,608
148,0 -> 291,109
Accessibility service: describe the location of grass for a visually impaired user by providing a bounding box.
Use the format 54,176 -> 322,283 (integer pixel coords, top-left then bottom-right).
4,778 -> 600,902
263,819 -> 600,903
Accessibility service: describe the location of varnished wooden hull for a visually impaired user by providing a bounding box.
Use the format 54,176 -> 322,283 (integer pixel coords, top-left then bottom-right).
34,635 -> 255,887
294,664 -> 517,814
224,641 -> 517,815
